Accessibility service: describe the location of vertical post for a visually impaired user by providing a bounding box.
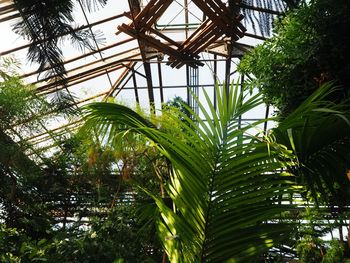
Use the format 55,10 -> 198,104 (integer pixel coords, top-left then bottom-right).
184,0 -> 189,38
186,65 -> 190,106
226,0 -> 239,97
213,54 -> 217,111
143,62 -> 155,113
263,105 -> 270,134
187,66 -> 199,116
224,45 -> 232,97
128,0 -> 155,114
238,74 -> 244,130
157,60 -> 164,106
132,70 -> 139,104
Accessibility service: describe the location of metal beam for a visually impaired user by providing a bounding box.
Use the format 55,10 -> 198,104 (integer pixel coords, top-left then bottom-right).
213,54 -> 217,110
0,12 -> 129,57
14,91 -> 108,128
103,62 -> 136,99
244,32 -> 267,41
21,39 -> 134,80
132,65 -> 140,104
239,3 -> 283,15
157,60 -> 164,105
224,44 -> 232,95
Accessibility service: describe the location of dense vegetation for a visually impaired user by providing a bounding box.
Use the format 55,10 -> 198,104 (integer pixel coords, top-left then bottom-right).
238,0 -> 350,116
1,0 -> 350,262
0,58 -> 164,262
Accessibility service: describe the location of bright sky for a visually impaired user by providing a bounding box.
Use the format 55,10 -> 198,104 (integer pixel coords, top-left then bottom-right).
1,0 -> 271,153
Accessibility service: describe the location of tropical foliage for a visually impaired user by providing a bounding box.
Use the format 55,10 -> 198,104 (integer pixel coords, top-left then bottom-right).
0,204 -> 162,263
0,58 -> 166,262
1,0 -> 350,261
12,0 -> 107,81
237,1 -> 350,256
240,0 -> 301,37
83,82 -> 300,262
271,83 -> 350,260
238,0 -> 350,116
0,58 -> 49,230
272,83 -> 350,208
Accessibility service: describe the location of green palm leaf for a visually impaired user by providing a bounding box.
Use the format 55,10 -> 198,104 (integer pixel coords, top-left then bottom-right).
82,82 -> 298,262
13,0 -> 107,81
273,82 -> 350,207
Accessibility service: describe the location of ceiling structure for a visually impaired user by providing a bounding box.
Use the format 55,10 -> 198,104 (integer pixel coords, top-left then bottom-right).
0,0 -> 285,159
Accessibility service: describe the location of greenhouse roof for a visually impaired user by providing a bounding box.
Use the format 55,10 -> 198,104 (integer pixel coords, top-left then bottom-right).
0,0 -> 286,158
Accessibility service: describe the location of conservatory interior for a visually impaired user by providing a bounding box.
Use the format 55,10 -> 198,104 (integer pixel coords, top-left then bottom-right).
0,0 -> 349,262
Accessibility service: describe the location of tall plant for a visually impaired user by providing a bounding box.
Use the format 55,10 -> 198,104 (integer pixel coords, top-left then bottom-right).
272,83 -> 350,209
83,82 -> 299,262
238,0 -> 350,117
12,0 -> 107,81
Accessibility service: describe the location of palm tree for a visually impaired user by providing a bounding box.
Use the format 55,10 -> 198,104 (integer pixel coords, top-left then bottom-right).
82,82 -> 299,262
272,83 -> 350,208
238,0 -> 302,36
9,0 -> 108,112
12,0 -> 107,82
272,83 -> 350,249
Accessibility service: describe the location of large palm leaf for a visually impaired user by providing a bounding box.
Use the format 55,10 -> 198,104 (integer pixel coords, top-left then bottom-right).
273,82 -> 350,207
82,82 -> 298,262
13,0 -> 107,81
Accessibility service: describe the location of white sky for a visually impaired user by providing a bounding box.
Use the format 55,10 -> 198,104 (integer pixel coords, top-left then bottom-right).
1,0 -> 270,149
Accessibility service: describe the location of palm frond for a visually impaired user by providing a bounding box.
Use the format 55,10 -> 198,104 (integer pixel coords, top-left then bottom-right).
82,81 -> 299,262
79,0 -> 108,12
12,0 -> 107,83
273,82 -> 350,207
239,0 -> 301,37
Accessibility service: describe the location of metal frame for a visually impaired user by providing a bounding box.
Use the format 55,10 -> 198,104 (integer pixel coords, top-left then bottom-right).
0,0 -> 284,156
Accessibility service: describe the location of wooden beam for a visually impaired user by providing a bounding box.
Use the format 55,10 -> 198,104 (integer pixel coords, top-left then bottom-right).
118,24 -> 202,68
128,0 -> 155,110
103,62 -> 136,99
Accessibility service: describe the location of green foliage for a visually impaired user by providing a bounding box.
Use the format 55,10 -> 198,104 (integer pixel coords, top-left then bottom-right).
12,0 -> 107,81
272,83 -> 350,207
238,0 -> 350,116
40,134 -> 119,193
296,228 -> 344,263
238,1 -> 319,114
83,82 -> 300,262
0,224 -> 22,262
296,235 -> 324,263
165,96 -> 191,117
0,223 -> 51,262
0,57 -> 53,235
41,206 -> 156,263
295,208 -> 325,263
0,57 -> 48,130
295,208 -> 345,263
322,240 -> 344,263
1,202 -> 162,263
61,205 -> 162,263
0,60 -> 162,263
270,83 -> 349,261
